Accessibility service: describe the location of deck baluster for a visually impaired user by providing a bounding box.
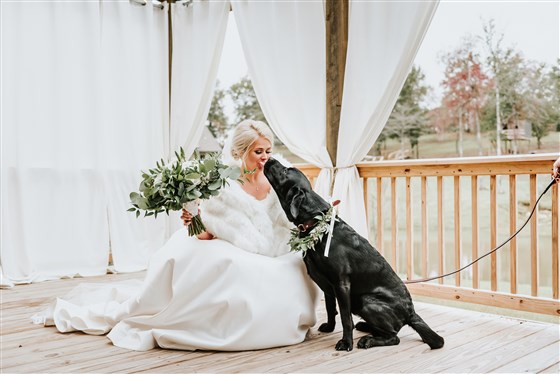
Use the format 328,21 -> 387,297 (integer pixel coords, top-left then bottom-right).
471,175 -> 479,289
509,174 -> 518,294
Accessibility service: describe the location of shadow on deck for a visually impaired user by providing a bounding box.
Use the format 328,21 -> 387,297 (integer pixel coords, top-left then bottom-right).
1,272 -> 558,373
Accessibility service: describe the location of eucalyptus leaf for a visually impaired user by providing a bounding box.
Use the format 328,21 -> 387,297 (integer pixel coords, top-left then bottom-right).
185,173 -> 201,180
208,180 -> 222,191
203,159 -> 216,171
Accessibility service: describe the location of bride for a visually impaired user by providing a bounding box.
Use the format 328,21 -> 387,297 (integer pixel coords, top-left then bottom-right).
38,120 -> 319,351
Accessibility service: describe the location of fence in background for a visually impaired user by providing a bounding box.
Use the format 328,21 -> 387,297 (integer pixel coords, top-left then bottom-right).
298,154 -> 559,316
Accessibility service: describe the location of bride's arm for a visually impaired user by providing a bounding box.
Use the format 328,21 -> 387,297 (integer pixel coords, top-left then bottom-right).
181,209 -> 214,240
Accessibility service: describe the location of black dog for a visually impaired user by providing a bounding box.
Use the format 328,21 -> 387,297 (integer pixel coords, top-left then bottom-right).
264,158 -> 444,351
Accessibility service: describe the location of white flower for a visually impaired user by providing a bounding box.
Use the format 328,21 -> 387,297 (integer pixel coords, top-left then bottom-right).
183,200 -> 200,215
182,161 -> 195,169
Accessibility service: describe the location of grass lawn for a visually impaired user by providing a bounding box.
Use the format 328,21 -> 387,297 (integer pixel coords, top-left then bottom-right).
374,130 -> 559,159
277,130 -> 559,163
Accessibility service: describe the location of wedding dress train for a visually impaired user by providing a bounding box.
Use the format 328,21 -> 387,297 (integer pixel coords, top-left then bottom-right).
38,184 -> 319,351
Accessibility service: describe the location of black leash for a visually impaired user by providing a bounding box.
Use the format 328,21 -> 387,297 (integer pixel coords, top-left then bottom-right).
405,177 -> 558,284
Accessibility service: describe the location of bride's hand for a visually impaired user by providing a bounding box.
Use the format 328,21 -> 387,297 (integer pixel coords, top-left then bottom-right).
181,208 -> 194,227
181,209 -> 214,240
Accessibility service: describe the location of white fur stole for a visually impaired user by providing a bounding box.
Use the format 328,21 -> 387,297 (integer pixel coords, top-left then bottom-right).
200,182 -> 293,257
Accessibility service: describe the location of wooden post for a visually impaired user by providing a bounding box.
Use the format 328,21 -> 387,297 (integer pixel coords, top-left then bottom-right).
325,0 -> 348,167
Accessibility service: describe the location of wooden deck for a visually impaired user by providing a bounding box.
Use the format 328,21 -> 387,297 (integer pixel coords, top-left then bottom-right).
2,272 -> 559,373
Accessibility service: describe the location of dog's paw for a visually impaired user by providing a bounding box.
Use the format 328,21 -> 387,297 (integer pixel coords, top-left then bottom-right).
357,335 -> 400,349
355,321 -> 373,333
335,339 -> 353,351
357,336 -> 375,349
318,322 -> 335,333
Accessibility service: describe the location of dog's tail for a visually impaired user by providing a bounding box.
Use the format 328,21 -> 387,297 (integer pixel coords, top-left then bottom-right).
408,312 -> 444,349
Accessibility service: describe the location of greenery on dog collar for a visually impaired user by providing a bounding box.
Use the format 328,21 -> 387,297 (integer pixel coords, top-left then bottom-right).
289,206 -> 337,256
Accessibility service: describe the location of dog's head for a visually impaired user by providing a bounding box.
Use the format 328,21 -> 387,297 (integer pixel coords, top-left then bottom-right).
264,158 -> 330,224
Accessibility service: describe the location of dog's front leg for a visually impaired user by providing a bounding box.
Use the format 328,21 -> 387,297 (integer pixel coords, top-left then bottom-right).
333,280 -> 353,351
318,292 -> 337,332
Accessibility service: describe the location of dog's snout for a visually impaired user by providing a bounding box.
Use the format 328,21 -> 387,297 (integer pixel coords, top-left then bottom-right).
264,157 -> 278,172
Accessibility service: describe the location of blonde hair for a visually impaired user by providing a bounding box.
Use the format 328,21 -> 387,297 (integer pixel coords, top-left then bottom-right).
230,120 -> 274,162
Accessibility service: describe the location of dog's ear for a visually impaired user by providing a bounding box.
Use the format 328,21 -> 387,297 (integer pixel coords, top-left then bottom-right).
289,188 -> 305,219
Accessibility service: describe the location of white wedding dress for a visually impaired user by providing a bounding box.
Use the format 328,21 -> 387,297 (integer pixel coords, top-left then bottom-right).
37,182 -> 319,351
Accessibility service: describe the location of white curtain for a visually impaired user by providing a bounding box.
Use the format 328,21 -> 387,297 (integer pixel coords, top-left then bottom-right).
2,2 -> 108,283
231,1 -> 332,169
99,1 -> 170,273
334,0 -> 439,236
169,0 -> 230,157
166,0 -> 230,235
233,0 -> 437,238
1,2 -> 169,282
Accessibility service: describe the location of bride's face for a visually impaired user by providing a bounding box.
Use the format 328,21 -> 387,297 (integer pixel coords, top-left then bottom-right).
244,136 -> 272,172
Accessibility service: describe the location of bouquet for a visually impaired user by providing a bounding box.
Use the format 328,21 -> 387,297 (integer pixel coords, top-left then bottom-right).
128,148 -> 241,236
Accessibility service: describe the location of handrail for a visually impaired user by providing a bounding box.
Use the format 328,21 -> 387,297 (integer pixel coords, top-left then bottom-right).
295,153 -> 559,316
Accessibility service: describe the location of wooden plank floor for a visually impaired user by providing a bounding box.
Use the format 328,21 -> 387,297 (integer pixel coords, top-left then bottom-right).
1,272 -> 559,373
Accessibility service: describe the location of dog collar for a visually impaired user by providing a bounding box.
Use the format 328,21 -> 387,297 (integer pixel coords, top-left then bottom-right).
297,200 -> 340,233
297,220 -> 317,233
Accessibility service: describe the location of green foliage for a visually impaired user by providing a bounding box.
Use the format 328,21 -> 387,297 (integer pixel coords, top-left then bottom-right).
128,148 -> 241,235
549,61 -> 560,130
288,206 -> 338,256
207,81 -> 231,146
382,66 -> 431,157
228,76 -> 266,124
478,52 -> 557,149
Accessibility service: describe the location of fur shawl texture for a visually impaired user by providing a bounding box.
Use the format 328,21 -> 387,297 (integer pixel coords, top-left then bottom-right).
200,182 -> 293,257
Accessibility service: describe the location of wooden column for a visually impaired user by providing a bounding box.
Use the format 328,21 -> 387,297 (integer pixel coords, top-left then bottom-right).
325,0 -> 349,166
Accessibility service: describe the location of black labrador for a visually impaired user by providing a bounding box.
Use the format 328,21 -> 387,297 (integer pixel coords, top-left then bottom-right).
264,158 -> 444,351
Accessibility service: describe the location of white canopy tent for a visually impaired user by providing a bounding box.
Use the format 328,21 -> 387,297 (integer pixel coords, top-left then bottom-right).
1,0 -> 438,285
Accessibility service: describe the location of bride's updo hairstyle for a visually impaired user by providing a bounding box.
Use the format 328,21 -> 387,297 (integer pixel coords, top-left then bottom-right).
230,120 -> 274,164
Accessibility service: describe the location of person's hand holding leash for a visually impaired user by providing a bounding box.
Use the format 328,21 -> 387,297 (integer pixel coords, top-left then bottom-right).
553,156 -> 560,182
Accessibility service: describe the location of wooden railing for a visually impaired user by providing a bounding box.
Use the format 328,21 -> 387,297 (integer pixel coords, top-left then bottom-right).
297,154 -> 559,316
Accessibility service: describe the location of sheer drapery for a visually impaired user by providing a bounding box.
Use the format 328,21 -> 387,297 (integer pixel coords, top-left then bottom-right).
1,0 -> 230,282
99,1 -> 170,272
1,0 -> 438,282
169,0 -> 230,157
231,1 -> 332,169
2,2 -> 109,283
1,2 -> 169,282
166,0 -> 230,235
333,0 -> 439,237
232,0 -> 438,238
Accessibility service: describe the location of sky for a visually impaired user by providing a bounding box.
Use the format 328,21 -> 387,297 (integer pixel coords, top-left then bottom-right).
216,1 -> 559,118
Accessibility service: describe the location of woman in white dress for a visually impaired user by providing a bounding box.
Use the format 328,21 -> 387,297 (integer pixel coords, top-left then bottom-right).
39,120 -> 319,351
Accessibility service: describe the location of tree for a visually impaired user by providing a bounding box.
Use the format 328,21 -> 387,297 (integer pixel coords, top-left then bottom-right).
207,81 -> 230,146
524,62 -> 556,148
482,19 -> 507,155
548,60 -> 560,131
228,76 -> 266,124
480,20 -> 543,154
441,37 -> 491,156
385,103 -> 429,158
479,33 -> 556,151
382,66 -> 430,158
